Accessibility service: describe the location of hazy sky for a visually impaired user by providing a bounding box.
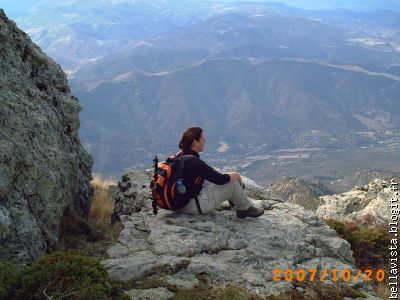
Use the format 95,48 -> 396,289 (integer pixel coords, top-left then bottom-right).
1,0 -> 400,19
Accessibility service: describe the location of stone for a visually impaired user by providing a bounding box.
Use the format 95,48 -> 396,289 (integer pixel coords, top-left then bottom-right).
102,172 -> 380,298
316,178 -> 392,225
0,9 -> 93,264
161,272 -> 200,289
124,287 -> 174,300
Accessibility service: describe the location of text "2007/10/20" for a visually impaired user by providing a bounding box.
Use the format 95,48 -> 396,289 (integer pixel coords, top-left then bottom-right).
273,269 -> 385,282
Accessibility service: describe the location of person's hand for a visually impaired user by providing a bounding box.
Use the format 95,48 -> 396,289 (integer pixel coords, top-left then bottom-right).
228,172 -> 239,182
228,172 -> 241,183
228,172 -> 245,189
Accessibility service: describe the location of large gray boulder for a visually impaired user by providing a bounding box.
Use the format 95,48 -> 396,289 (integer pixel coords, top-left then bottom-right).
104,171 -> 380,299
316,178 -> 392,225
0,10 -> 93,264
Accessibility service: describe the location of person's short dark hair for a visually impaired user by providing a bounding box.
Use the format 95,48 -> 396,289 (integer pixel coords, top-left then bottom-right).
179,127 -> 203,153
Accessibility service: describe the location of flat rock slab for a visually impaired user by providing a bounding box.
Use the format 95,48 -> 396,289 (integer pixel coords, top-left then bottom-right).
125,287 -> 174,300
102,201 -> 380,298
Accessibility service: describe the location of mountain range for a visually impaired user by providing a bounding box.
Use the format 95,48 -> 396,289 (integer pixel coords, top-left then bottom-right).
72,55 -> 400,174
3,1 -> 400,179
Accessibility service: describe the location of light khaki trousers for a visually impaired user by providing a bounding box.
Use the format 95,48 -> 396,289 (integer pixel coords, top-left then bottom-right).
178,179 -> 253,214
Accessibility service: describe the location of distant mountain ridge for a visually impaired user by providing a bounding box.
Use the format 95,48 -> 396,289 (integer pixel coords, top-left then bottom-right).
71,12 -> 399,87
4,1 -> 399,177
4,1 -> 400,73
72,56 -> 400,174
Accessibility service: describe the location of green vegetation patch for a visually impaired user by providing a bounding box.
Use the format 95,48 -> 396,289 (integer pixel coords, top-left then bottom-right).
57,210 -> 123,259
0,251 -> 129,300
0,260 -> 20,300
325,218 -> 390,299
325,219 -> 390,269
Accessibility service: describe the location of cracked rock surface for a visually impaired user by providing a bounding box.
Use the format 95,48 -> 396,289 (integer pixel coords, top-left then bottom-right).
0,10 -> 93,264
316,178 -> 392,226
103,171 -> 380,299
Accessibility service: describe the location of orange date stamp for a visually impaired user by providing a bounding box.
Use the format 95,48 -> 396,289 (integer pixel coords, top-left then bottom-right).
273,269 -> 385,282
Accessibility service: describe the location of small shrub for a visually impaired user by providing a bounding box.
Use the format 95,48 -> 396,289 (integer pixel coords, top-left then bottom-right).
57,210 -> 123,259
14,251 -> 129,300
325,218 -> 390,299
325,219 -> 390,269
57,210 -> 103,253
56,174 -> 123,260
348,226 -> 390,268
325,219 -> 348,237
59,210 -> 102,241
0,260 -> 21,300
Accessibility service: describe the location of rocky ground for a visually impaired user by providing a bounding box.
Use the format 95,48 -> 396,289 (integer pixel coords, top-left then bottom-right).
316,178 -> 393,226
103,171 -> 381,299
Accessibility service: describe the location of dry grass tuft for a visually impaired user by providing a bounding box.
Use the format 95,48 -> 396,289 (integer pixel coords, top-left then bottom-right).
90,175 -> 116,191
89,175 -> 117,225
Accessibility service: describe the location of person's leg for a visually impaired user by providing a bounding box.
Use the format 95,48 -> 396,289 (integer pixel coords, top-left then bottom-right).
206,179 -> 253,211
178,179 -> 257,215
177,180 -> 216,214
179,180 -> 252,214
208,180 -> 264,218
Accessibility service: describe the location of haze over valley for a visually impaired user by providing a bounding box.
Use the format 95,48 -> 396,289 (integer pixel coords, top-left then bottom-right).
4,0 -> 400,187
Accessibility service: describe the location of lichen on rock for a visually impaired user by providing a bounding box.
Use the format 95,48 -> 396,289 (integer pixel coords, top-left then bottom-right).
0,9 -> 93,264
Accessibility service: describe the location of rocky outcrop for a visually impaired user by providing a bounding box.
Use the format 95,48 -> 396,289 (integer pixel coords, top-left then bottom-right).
104,171 -> 380,299
111,170 -> 282,221
326,171 -> 395,194
316,178 -> 392,225
267,176 -> 330,211
0,10 -> 93,264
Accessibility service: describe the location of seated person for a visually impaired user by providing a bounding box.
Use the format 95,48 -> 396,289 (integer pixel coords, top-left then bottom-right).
176,127 -> 264,218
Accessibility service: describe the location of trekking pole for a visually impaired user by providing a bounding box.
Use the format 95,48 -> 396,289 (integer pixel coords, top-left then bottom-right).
152,156 -> 159,215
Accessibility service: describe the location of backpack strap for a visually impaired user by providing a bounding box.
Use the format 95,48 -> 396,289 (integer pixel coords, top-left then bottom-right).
194,196 -> 202,215
177,155 -> 202,214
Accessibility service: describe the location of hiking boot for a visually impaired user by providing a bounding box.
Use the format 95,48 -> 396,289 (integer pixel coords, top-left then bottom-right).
236,206 -> 264,218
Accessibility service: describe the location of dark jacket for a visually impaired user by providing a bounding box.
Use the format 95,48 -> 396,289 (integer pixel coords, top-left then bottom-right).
177,149 -> 230,198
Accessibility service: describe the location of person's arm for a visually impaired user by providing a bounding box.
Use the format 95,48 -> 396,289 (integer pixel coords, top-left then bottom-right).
195,160 -> 230,185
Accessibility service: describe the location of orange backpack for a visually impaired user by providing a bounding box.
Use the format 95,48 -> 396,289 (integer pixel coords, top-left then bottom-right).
150,154 -> 199,215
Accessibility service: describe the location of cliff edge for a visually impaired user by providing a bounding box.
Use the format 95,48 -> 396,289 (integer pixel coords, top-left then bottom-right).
103,171 -> 380,299
0,10 -> 93,264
